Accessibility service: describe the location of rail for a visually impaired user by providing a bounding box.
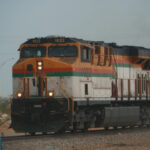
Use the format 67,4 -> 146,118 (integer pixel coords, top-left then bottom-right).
1,126 -> 148,143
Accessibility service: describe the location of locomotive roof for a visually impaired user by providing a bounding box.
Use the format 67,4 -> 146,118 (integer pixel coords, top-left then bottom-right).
110,43 -> 150,57
24,35 -> 148,47
24,36 -> 150,53
24,36 -> 105,45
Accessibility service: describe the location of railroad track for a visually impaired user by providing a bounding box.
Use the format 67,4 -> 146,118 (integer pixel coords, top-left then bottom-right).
1,126 -> 149,142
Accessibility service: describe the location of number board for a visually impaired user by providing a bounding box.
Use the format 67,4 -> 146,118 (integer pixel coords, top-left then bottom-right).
55,38 -> 65,43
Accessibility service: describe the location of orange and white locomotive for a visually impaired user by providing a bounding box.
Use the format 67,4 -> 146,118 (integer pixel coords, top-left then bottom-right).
11,36 -> 150,134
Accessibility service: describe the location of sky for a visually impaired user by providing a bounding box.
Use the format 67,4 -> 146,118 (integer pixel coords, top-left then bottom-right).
0,0 -> 150,97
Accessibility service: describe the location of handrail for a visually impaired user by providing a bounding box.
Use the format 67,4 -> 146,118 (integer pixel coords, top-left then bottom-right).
114,78 -> 150,100
48,77 -> 74,115
13,78 -> 24,98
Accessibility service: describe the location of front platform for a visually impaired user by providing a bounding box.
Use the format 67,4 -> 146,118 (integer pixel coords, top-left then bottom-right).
11,98 -> 71,133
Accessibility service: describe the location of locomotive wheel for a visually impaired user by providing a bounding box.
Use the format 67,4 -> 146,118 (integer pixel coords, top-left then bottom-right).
122,126 -> 126,129
139,125 -> 143,128
82,122 -> 89,132
58,128 -> 65,134
72,122 -> 77,132
104,127 -> 108,130
56,126 -> 66,134
42,132 -> 47,135
29,132 -> 35,136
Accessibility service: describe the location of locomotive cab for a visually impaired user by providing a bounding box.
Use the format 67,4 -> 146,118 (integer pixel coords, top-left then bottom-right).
14,43 -> 80,98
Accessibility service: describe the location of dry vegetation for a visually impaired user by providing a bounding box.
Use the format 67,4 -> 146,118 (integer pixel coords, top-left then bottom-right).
0,97 -> 11,125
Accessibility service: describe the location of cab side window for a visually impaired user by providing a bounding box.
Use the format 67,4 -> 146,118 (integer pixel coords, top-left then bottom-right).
81,46 -> 91,62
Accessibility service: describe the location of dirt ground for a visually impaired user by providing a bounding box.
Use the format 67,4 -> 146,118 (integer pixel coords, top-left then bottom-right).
0,120 -> 23,137
1,122 -> 150,150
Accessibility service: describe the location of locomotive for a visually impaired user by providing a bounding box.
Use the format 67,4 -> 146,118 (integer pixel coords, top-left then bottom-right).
11,36 -> 150,134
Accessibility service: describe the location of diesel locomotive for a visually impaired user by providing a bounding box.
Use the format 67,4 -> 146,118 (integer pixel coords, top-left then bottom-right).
11,36 -> 150,134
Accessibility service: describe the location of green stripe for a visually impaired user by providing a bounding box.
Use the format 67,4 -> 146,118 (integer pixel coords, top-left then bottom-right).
13,73 -> 34,77
113,63 -> 133,68
13,72 -> 116,78
13,72 -> 115,78
46,72 -> 115,77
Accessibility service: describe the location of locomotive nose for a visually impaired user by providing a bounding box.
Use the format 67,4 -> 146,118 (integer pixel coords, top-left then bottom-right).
25,59 -> 45,75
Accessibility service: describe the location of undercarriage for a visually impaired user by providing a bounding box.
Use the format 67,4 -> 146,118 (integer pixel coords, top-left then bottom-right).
11,98 -> 150,133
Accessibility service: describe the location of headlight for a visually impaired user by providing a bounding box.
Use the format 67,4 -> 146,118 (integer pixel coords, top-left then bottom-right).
48,91 -> 54,97
38,66 -> 42,70
37,61 -> 43,71
38,61 -> 42,66
17,92 -> 22,98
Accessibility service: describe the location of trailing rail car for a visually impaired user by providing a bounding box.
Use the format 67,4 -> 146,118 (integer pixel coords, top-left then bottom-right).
11,36 -> 150,134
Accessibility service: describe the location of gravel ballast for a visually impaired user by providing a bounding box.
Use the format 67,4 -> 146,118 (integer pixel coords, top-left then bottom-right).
2,128 -> 150,150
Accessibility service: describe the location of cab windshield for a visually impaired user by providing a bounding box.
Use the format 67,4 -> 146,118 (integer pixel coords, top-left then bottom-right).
48,46 -> 78,57
21,47 -> 46,58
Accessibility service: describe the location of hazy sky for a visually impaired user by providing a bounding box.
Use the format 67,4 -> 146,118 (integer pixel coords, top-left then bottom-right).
0,0 -> 150,97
